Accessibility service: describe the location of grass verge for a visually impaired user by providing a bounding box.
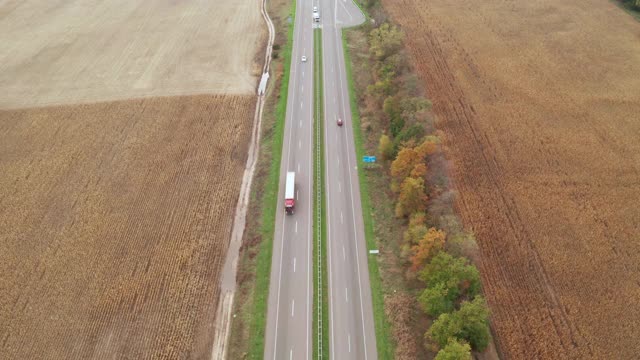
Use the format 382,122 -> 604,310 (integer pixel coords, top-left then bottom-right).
239,1 -> 296,358
342,30 -> 395,359
312,28 -> 330,360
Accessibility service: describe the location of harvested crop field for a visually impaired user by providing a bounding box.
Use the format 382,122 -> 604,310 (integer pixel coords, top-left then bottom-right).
0,0 -> 264,108
383,0 -> 640,358
0,95 -> 255,358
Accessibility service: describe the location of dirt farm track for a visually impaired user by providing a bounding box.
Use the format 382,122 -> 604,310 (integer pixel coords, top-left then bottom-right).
383,0 -> 640,358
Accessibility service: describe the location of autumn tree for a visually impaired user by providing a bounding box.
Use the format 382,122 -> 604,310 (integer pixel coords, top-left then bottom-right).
369,23 -> 404,60
409,211 -> 427,226
391,147 -> 419,182
404,212 -> 428,242
428,296 -> 492,351
409,227 -> 446,271
395,177 -> 428,218
378,134 -> 394,160
416,136 -> 439,159
402,212 -> 428,258
434,338 -> 472,360
366,73 -> 394,99
410,162 -> 428,180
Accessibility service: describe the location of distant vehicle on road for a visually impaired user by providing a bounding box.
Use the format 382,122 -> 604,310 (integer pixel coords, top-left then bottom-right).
301,55 -> 307,62
337,117 -> 343,126
285,172 -> 296,214
313,12 -> 320,22
313,6 -> 318,13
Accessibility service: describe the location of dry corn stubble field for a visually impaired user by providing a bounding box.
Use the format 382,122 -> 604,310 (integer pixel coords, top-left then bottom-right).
0,95 -> 256,358
0,0 -> 264,108
0,0 -> 265,357
383,0 -> 640,358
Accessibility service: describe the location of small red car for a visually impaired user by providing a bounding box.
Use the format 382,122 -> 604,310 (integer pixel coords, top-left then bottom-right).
337,118 -> 343,126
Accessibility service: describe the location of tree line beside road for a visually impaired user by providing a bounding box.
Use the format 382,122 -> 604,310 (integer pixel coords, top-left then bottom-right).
361,20 -> 492,359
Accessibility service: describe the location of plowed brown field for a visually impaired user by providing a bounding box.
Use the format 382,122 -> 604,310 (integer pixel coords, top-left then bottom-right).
0,95 -> 255,358
383,0 -> 640,358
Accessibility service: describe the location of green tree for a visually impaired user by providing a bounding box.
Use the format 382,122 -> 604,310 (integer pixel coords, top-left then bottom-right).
383,96 -> 401,121
378,134 -> 394,160
428,297 -> 492,351
434,338 -> 472,360
419,252 -> 481,308
395,124 -> 426,151
419,282 -> 451,317
400,96 -> 432,123
383,96 -> 405,137
395,177 -> 428,218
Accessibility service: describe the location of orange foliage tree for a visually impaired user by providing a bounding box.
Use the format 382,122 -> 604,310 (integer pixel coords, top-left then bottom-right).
410,228 -> 446,271
415,137 -> 438,159
410,163 -> 428,180
391,147 -> 419,181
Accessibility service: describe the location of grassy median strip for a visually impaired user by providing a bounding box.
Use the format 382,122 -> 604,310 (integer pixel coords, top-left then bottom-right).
342,30 -> 395,359
313,28 -> 330,360
243,1 -> 296,358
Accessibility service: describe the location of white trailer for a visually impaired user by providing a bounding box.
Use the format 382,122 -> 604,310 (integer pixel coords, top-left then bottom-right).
285,172 -> 296,214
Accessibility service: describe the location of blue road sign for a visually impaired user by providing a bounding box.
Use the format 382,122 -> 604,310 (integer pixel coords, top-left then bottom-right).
363,156 -> 377,163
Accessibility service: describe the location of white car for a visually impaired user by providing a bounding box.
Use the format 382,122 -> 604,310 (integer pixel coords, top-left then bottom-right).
313,6 -> 318,13
301,55 -> 307,62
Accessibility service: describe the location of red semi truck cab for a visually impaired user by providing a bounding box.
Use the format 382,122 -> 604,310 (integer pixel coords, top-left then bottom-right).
285,172 -> 295,215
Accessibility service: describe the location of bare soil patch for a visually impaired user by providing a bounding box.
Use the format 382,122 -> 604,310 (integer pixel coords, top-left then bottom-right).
383,0 -> 640,358
0,0 -> 264,108
0,94 -> 255,358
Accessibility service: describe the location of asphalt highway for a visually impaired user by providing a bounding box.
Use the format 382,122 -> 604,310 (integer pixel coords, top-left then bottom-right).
264,0 -> 374,359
